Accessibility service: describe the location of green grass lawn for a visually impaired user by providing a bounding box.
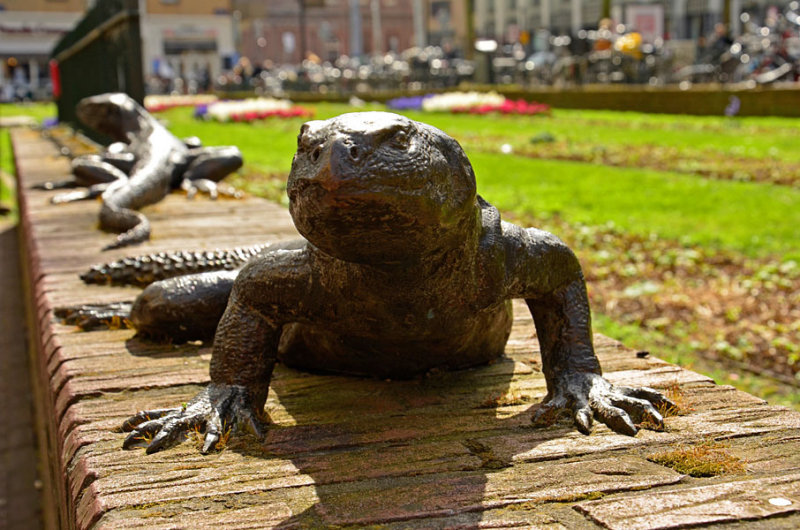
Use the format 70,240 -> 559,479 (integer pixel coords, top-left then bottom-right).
0,131 -> 13,205
161,103 -> 800,260
406,108 -> 800,162
0,102 -> 57,123
1,103 -> 57,207
470,152 -> 800,260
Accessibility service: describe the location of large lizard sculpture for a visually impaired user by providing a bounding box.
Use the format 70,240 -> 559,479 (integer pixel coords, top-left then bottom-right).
60,112 -> 672,454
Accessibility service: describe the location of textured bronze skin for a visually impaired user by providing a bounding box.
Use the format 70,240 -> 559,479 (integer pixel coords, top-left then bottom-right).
122,112 -> 671,454
80,245 -> 269,287
50,93 -> 243,250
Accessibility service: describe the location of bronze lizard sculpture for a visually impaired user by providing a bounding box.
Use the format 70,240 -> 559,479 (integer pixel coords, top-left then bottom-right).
47,93 -> 243,250
65,112 -> 671,453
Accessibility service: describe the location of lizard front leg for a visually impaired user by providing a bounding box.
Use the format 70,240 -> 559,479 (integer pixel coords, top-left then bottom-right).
506,225 -> 673,435
48,158 -> 128,204
123,296 -> 280,453
180,146 -> 244,199
527,279 -> 671,435
56,270 -> 237,341
122,244 -> 312,453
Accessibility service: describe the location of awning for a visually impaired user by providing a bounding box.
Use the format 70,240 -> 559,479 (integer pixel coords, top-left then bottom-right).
163,39 -> 218,54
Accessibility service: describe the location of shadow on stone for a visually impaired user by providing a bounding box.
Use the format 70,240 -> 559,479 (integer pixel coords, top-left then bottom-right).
228,355 -> 551,527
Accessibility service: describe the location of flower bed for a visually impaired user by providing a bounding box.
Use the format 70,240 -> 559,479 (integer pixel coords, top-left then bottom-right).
387,91 -> 550,116
451,98 -> 551,116
195,98 -> 314,123
144,95 -> 218,113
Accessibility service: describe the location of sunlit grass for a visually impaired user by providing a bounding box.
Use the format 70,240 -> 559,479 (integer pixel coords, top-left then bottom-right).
1,102 -> 57,211
469,152 -> 800,260
1,129 -> 13,179
403,108 -> 800,162
162,103 -> 800,260
0,102 -> 57,122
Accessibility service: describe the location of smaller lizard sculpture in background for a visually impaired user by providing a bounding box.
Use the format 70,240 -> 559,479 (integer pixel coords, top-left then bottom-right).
45,93 -> 243,250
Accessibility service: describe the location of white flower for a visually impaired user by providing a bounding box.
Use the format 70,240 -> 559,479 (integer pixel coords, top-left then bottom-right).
204,98 -> 294,122
421,91 -> 506,112
144,94 -> 217,112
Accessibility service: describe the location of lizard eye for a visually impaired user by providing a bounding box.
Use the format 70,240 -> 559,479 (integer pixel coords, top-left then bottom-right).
390,129 -> 410,149
297,123 -> 311,149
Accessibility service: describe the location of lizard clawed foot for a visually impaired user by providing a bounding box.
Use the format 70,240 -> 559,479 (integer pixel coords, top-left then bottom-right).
532,372 -> 674,436
122,383 -> 268,454
32,180 -> 79,191
49,182 -> 110,204
181,178 -> 243,200
50,188 -> 100,204
181,178 -> 218,200
55,302 -> 133,331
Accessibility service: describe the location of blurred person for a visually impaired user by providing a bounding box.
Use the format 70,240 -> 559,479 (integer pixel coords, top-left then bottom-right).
595,18 -> 616,51
696,34 -> 708,61
703,23 -> 733,63
199,64 -> 211,92
235,57 -> 254,83
615,31 -> 643,60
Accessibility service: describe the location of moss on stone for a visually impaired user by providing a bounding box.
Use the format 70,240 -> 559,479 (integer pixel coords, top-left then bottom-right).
647,441 -> 745,477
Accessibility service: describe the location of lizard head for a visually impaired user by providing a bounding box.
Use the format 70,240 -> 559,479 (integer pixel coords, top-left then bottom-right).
76,93 -> 148,142
287,112 -> 479,264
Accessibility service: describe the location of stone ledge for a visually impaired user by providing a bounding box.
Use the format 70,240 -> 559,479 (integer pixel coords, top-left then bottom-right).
13,128 -> 800,529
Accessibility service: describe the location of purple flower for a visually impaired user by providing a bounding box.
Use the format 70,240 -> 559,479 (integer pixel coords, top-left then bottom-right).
724,96 -> 741,117
386,94 -> 432,111
194,105 -> 209,119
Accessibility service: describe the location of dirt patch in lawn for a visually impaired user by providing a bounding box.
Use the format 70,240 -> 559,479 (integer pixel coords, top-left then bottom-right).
531,214 -> 800,385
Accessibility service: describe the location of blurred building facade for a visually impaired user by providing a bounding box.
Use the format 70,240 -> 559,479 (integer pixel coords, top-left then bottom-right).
232,0 -> 459,65
1,0 -> 796,99
474,0 -> 796,43
0,0 -> 87,100
236,0 -> 397,65
427,1 -> 469,51
0,0 -> 236,99
139,0 -> 236,93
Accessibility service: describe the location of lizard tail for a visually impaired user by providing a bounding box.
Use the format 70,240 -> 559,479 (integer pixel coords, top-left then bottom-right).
81,244 -> 269,287
100,203 -> 151,250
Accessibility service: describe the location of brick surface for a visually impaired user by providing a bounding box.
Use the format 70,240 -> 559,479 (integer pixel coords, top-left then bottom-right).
13,127 -> 800,529
0,223 -> 43,530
